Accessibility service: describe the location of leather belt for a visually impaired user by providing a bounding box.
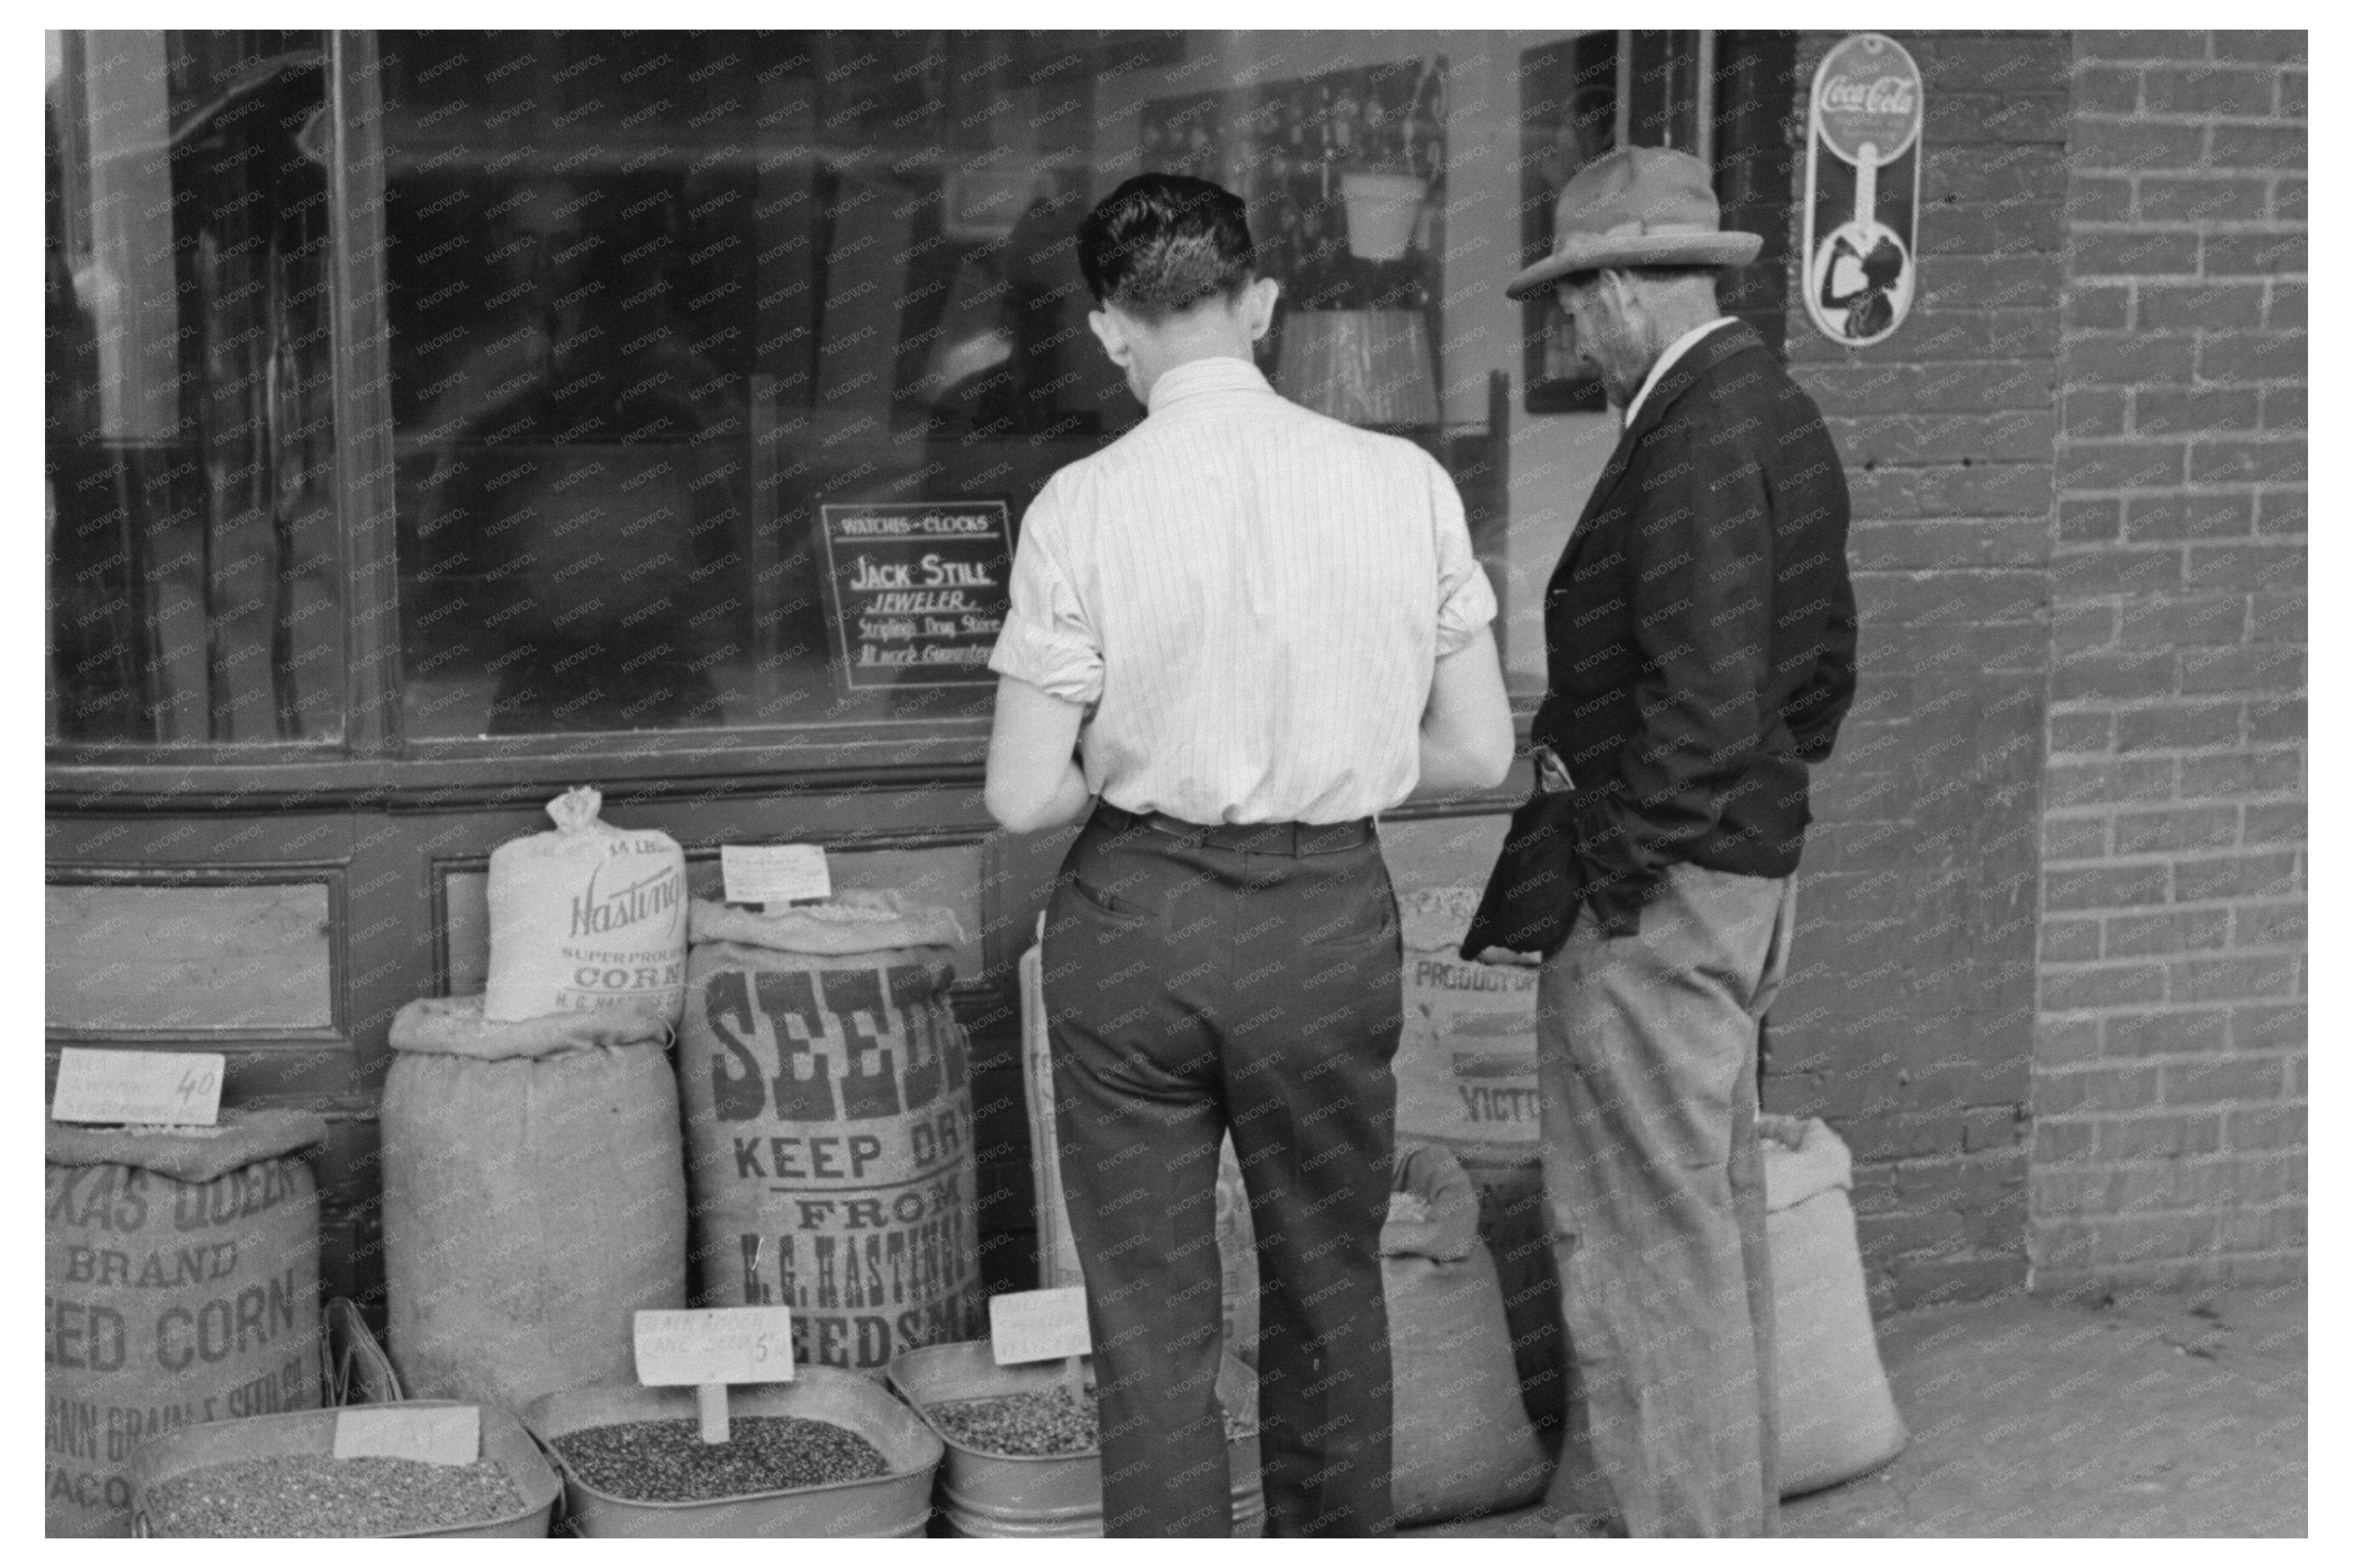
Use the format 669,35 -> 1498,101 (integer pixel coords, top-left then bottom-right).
1092,802 -> 1376,857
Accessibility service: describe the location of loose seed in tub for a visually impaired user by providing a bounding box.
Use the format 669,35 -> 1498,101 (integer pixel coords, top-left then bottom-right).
551,1415 -> 887,1502
145,1454 -> 524,1537
926,1389 -> 1255,1456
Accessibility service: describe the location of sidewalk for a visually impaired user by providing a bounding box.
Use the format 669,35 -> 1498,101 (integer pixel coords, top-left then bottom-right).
1408,1279 -> 2306,1538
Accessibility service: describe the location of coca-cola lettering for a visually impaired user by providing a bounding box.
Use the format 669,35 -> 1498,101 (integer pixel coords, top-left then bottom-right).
1820,74 -> 1915,116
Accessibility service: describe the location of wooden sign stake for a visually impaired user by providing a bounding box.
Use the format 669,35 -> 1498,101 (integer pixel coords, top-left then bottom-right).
696,1382 -> 731,1445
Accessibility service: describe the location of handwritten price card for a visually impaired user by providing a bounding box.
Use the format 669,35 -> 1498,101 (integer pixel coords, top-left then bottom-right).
989,1287 -> 1091,1366
50,1047 -> 224,1127
634,1307 -> 797,1386
720,844 -> 832,905
333,1405 -> 480,1466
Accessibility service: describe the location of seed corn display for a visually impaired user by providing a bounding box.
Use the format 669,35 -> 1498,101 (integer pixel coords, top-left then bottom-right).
550,1415 -> 888,1502
144,1455 -> 523,1537
924,1387 -> 1254,1457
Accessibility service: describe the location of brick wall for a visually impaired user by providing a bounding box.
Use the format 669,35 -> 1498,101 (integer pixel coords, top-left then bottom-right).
2031,30 -> 2307,1291
1772,31 -> 2069,1310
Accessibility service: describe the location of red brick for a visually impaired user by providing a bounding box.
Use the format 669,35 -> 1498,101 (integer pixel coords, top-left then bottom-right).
2138,283 -> 2266,332
2065,284 -> 2131,329
2265,281 -> 2306,329
2045,861 -> 2171,910
2053,598 -> 2119,655
2179,748 -> 2302,797
2114,703 -> 2243,753
2208,32 -> 2306,65
2114,594 -> 2246,649
2134,173 -> 2270,222
2067,174 -> 2134,225
2051,651 -> 2180,706
2044,757 -> 2174,809
2122,492 -> 2253,541
2096,1113 -> 2222,1159
2203,229 -> 2307,277
2057,439 -> 2185,489
1912,35 -> 2073,92
2034,1116 -> 2098,1162
2159,1055 -> 2285,1105
1923,149 -> 2070,205
2206,125 -> 2306,171
2230,900 -> 2305,945
2066,331 -> 2196,385
2135,386 -> 2261,436
2061,388 -> 2127,438
2188,439 -> 2304,486
2140,63 -> 2283,117
2049,710 -> 2114,753
2195,331 -> 2306,383
2172,850 -> 2301,901
2181,542 -> 2302,594
2260,385 -> 2305,430
2277,69 -> 2307,117
2039,913 -> 2104,959
2253,493 -> 2306,539
1922,252 -> 2068,309
2271,176 -> 2306,221
2071,227 -> 2203,275
2050,548 -> 2185,599
2036,1062 -> 2161,1116
2240,802 -> 2307,849
2172,952 -> 2302,1003
2178,642 -> 2304,695
2246,694 -> 2304,743
2103,1008 -> 2230,1056
2073,67 -> 2143,116
2081,32 -> 2209,63
2071,118 -> 2206,171
2104,909 -> 2231,956
2057,496 -> 2122,544
2229,1003 -> 2305,1053
2111,804 -> 2239,852
2224,1103 -> 2304,1151
2042,962 -> 2169,1011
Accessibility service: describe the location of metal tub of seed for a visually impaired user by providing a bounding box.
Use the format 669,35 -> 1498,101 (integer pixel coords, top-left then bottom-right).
523,1367 -> 942,1537
128,1400 -> 560,1538
887,1341 -> 1265,1537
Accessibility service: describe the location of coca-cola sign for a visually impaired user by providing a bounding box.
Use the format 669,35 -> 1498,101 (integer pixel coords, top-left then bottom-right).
1811,33 -> 1923,165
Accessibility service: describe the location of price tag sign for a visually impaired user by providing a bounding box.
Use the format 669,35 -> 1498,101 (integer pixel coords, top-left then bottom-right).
989,1287 -> 1091,1366
333,1405 -> 479,1466
720,844 -> 832,906
49,1047 -> 224,1127
634,1307 -> 797,1387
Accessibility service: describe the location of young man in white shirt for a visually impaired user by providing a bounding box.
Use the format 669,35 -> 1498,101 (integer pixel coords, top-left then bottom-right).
984,172 -> 1514,1537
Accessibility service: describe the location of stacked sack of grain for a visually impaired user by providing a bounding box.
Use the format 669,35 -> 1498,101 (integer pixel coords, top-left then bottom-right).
46,1110 -> 328,1535
679,891 -> 982,1374
380,786 -> 690,1415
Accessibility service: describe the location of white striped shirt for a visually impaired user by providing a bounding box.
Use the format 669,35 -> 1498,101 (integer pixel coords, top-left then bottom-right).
988,355 -> 1496,825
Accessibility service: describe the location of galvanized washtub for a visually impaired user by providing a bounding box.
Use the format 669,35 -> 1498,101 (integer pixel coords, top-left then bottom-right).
888,1341 -> 1266,1537
128,1399 -> 561,1538
523,1370 -> 942,1537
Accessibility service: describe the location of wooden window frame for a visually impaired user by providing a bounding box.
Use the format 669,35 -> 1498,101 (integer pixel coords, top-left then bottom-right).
48,30 -> 1538,814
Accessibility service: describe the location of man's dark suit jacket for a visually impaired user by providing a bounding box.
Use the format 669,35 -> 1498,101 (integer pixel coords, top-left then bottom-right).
1525,319 -> 1858,941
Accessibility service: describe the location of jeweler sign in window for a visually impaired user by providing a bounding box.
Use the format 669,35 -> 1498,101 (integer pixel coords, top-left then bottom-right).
817,502 -> 1011,690
1803,33 -> 1923,348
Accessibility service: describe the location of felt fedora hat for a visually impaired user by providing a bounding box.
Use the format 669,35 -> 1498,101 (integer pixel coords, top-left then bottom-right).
1505,145 -> 1762,300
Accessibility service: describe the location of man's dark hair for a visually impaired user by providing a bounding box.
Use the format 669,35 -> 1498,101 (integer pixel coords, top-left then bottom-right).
1077,172 -> 1255,323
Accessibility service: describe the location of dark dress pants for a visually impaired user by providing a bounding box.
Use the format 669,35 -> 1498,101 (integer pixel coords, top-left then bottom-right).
1045,806 -> 1400,1537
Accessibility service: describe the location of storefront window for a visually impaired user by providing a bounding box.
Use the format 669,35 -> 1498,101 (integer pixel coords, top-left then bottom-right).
45,30 -> 344,745
50,29 -> 1688,757
375,29 -> 1589,740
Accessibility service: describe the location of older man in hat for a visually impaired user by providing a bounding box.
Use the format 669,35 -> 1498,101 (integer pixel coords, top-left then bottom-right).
1464,147 -> 1859,1537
